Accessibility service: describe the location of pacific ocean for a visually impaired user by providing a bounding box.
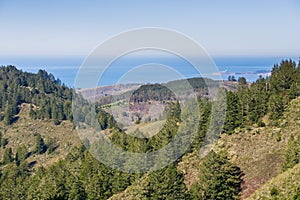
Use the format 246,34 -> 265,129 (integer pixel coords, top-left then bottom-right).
0,55 -> 298,87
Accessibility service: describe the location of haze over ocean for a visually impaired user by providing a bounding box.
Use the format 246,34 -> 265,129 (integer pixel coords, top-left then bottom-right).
0,55 -> 298,87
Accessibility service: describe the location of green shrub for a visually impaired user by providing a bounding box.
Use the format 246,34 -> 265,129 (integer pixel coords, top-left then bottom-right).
275,132 -> 282,142
270,187 -> 279,196
258,121 -> 266,127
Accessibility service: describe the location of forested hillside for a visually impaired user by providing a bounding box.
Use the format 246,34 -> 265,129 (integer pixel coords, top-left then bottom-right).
0,65 -> 73,125
0,59 -> 300,199
222,59 -> 300,134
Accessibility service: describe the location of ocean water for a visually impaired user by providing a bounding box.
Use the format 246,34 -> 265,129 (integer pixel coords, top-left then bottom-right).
0,55 -> 298,87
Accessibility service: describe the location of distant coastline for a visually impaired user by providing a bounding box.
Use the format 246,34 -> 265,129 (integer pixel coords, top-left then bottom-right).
0,55 -> 297,87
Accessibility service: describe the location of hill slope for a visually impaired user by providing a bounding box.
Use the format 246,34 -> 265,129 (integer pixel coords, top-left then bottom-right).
0,103 -> 80,169
1,62 -> 300,199
178,97 -> 300,199
216,97 -> 300,198
0,65 -> 80,169
246,162 -> 300,199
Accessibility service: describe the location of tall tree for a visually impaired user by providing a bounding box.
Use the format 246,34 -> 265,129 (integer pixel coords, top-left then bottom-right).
68,179 -> 87,200
283,135 -> 300,171
223,91 -> 241,134
270,59 -> 296,93
238,77 -> 247,85
145,163 -> 189,199
268,93 -> 285,120
34,133 -> 47,154
2,147 -> 14,165
0,138 -> 8,148
190,151 -> 243,200
4,101 -> 13,125
193,98 -> 212,149
15,144 -> 28,166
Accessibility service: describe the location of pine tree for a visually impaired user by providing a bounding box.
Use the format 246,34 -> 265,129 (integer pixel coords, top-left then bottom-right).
52,103 -> 60,125
190,151 -> 243,200
1,138 -> 8,148
4,102 -> 13,125
145,163 -> 189,199
283,135 -> 300,171
34,133 -> 47,154
2,147 -> 14,165
193,98 -> 211,149
270,59 -> 296,92
15,144 -> 28,166
268,93 -> 285,120
238,77 -> 247,85
63,100 -> 72,120
247,76 -> 269,123
69,179 -> 87,200
223,91 -> 241,134
237,85 -> 250,124
289,82 -> 299,99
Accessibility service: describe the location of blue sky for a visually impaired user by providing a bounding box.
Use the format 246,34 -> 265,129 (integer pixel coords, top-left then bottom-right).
0,0 -> 299,57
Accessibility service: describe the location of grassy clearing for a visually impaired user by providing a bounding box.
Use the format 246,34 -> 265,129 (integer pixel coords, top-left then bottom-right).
246,162 -> 300,199
0,103 -> 80,169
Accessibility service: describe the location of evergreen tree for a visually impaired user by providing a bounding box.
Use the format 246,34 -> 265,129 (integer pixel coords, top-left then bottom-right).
2,147 -> 14,165
15,144 -> 28,166
228,75 -> 237,82
68,179 -> 87,200
63,100 -> 72,121
52,103 -> 60,125
207,88 -> 227,140
193,98 -> 211,149
34,133 -> 47,154
190,151 -> 243,200
289,82 -> 299,99
46,138 -> 58,154
223,91 -> 241,134
283,135 -> 300,171
247,76 -> 269,123
270,59 -> 296,92
266,59 -> 298,120
0,163 -> 30,199
268,93 -> 285,120
236,85 -> 250,124
1,138 -> 8,148
145,163 -> 189,199
4,102 -> 13,125
238,77 -> 247,85
98,110 -> 109,130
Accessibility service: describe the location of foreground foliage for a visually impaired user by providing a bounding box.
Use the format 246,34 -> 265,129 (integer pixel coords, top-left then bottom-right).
190,151 -> 243,200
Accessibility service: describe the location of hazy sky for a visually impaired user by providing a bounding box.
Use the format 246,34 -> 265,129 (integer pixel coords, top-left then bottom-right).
0,0 -> 299,57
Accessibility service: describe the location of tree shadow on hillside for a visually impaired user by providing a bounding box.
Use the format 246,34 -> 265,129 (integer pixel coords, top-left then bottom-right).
11,116 -> 19,124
